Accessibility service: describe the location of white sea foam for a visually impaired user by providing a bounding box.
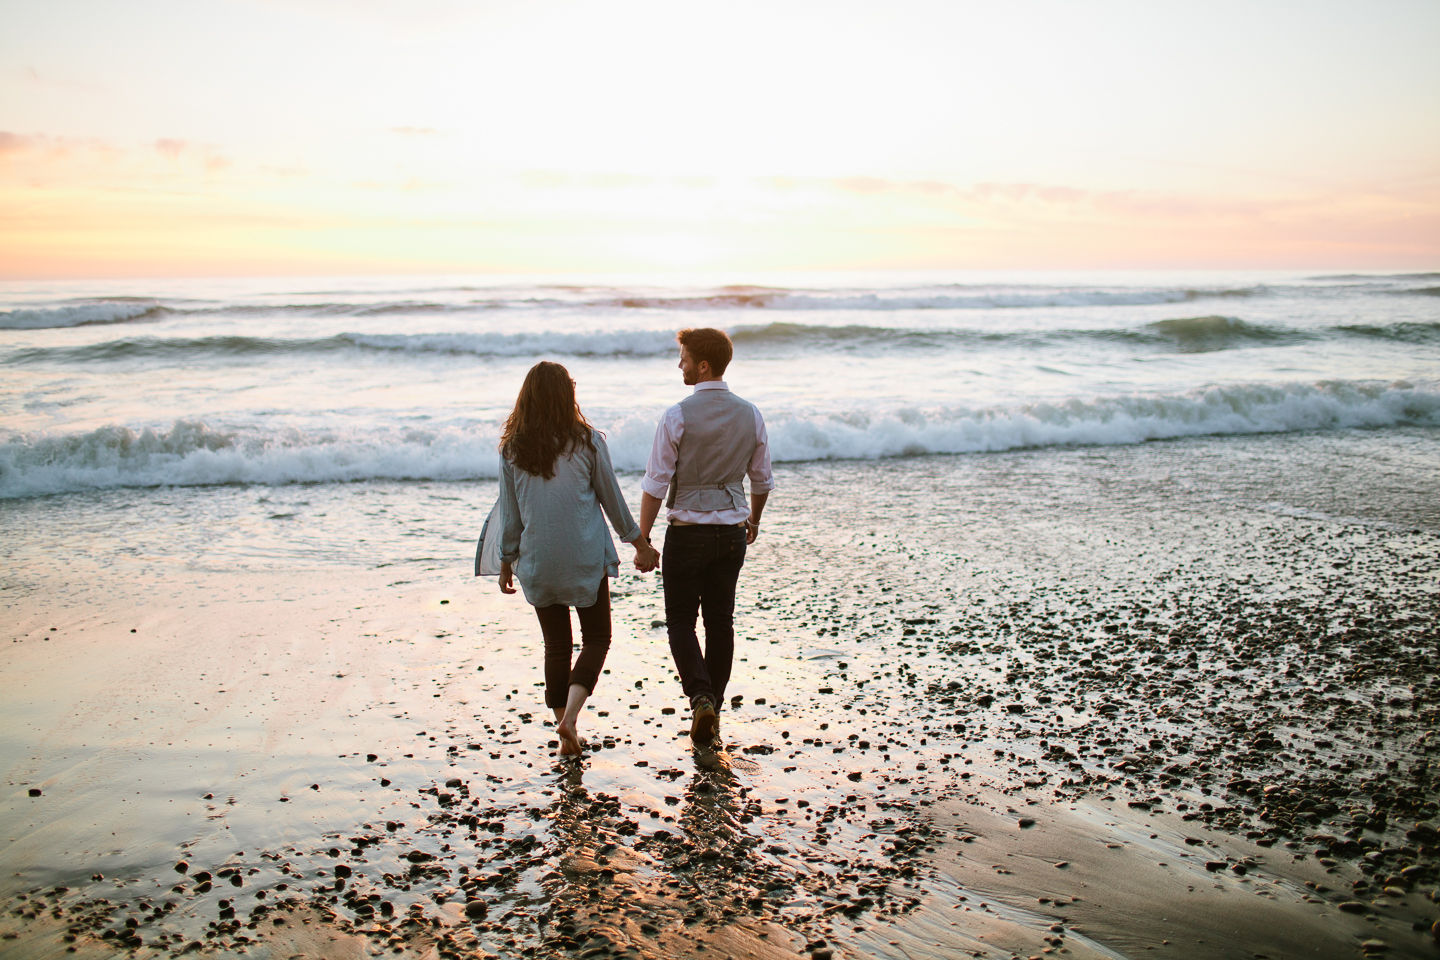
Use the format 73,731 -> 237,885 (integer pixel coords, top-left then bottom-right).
0,284 -> 1246,323
0,302 -> 158,329
11,317 -> 1361,366
342,329 -> 678,356
0,421 -> 503,500
601,287 -> 1254,312
771,289 -> 1217,311
762,380 -> 1440,462
4,381 -> 1435,499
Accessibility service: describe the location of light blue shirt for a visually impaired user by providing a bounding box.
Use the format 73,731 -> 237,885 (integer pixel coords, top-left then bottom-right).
499,430 -> 641,608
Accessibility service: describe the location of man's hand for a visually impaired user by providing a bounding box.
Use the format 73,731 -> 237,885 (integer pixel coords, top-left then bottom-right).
633,540 -> 660,573
746,492 -> 767,545
498,560 -> 517,595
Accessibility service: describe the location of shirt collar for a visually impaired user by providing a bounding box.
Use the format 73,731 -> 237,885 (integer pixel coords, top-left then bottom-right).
692,380 -> 729,393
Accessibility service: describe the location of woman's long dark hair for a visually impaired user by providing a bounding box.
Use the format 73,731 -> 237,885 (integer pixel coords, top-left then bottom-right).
500,361 -> 597,479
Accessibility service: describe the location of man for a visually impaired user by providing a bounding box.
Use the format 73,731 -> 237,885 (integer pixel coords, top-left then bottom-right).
639,327 -> 774,746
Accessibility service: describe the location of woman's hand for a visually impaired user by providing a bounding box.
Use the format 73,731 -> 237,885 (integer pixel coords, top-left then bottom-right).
498,560 -> 517,594
632,540 -> 660,573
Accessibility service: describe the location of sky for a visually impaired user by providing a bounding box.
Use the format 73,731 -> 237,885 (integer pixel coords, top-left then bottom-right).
1,0 -> 1438,278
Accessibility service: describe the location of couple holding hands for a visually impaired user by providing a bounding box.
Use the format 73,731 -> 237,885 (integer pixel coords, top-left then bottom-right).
487,327 -> 774,757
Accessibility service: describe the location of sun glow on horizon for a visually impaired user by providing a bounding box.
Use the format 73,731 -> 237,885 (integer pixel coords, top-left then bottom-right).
2,0 -> 1438,278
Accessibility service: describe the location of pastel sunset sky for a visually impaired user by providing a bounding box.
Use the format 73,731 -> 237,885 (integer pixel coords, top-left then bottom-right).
2,0 -> 1437,278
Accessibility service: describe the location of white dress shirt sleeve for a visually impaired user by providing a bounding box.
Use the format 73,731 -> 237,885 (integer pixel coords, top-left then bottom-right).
640,404 -> 685,499
748,406 -> 775,493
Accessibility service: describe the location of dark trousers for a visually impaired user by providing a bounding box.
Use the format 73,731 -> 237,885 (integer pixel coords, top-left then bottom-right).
534,578 -> 611,710
663,524 -> 747,705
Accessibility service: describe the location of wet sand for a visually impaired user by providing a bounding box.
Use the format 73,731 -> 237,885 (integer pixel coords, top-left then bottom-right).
2,428 -> 1439,959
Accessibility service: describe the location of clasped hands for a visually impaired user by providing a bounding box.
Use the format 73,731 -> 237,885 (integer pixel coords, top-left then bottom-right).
633,539 -> 660,573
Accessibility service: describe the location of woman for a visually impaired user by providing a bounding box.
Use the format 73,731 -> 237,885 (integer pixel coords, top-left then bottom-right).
496,361 -> 660,756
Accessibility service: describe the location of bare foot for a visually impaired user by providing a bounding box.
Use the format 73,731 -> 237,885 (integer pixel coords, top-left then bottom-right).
557,719 -> 583,756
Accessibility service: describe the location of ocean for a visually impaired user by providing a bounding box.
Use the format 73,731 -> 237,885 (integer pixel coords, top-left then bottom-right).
2,270 -> 1437,506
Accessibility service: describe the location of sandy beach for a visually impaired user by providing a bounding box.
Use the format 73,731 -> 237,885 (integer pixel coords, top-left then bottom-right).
3,428 -> 1438,960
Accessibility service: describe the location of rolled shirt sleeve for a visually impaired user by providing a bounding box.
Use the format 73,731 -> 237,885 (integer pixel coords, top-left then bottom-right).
498,457 -> 523,564
747,405 -> 775,494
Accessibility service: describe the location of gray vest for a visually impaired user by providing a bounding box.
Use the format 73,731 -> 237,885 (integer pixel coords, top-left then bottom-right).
667,388 -> 758,514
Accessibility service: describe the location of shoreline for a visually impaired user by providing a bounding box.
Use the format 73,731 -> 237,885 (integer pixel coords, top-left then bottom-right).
3,435 -> 1438,959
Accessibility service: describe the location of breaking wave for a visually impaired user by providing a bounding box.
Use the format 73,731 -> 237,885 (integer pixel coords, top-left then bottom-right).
4,380 -> 1435,499
11,317 -> 1432,365
1140,316 -> 1309,352
599,286 -> 1259,311
0,284 -> 1272,329
0,301 -> 162,330
1335,322 -> 1440,344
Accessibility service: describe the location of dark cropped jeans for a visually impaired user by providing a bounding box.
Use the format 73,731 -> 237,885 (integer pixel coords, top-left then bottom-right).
662,523 -> 747,706
533,578 -> 611,710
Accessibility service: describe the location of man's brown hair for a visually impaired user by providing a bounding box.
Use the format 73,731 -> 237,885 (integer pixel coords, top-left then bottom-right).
677,327 -> 733,377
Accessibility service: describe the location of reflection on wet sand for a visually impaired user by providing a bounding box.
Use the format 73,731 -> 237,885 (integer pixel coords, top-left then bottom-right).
3,431 -> 1438,959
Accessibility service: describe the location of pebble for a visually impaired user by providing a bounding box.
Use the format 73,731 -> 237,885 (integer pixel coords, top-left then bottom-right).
14,513 -> 1439,958
1337,901 -> 1369,914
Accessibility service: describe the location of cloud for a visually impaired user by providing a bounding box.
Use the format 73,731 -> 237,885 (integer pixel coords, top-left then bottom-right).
818,174 -> 1436,228
0,132 -> 35,156
0,131 -> 232,181
833,176 -> 890,195
242,0 -> 492,31
584,173 -> 648,189
0,131 -> 89,161
352,178 -> 449,192
149,138 -> 230,173
516,170 -> 720,192
16,66 -> 107,94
